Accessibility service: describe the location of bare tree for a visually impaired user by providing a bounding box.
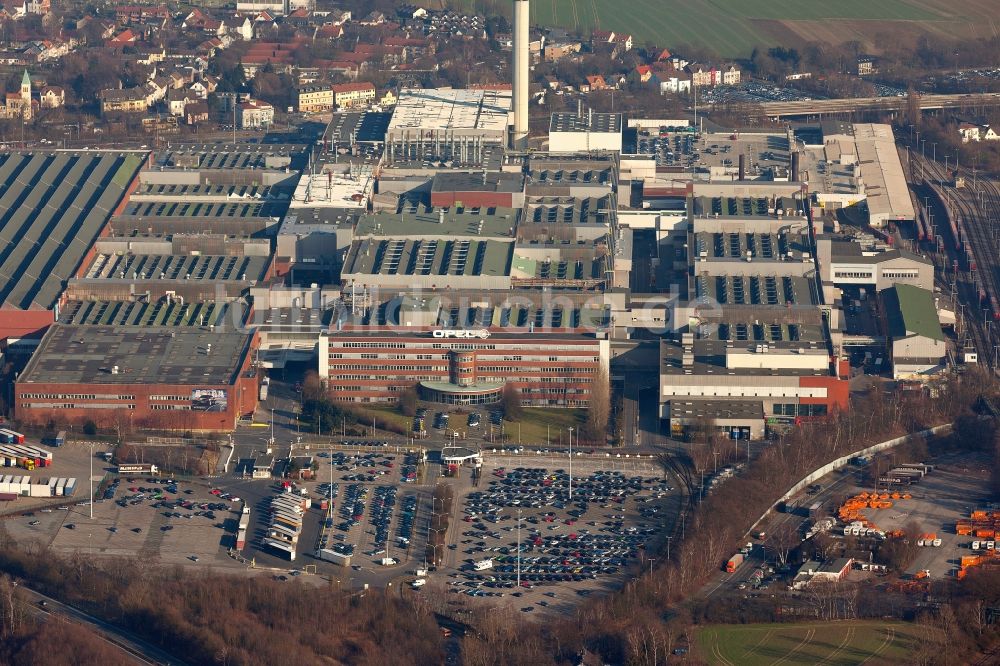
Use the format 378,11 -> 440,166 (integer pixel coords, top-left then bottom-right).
766,521 -> 800,567
584,366 -> 610,443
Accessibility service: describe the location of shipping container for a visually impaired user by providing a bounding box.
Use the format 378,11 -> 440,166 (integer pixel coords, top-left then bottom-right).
316,548 -> 350,566
236,529 -> 247,550
262,537 -> 296,560
271,517 -> 302,532
53,431 -> 66,448
0,429 -> 25,444
273,509 -> 304,524
55,478 -> 67,497
64,478 -> 77,497
29,480 -> 49,498
267,528 -> 297,544
238,515 -> 250,531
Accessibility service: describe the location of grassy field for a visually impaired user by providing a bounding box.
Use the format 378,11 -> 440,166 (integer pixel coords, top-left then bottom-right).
451,0 -> 996,58
696,621 -> 923,666
502,407 -> 587,445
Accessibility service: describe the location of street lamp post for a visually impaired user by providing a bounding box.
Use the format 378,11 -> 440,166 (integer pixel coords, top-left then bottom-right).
270,408 -> 274,445
516,508 -> 522,589
567,427 -> 574,499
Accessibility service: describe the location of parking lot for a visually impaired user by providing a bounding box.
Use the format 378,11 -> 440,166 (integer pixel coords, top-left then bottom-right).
236,448 -> 430,578
4,474 -> 244,568
421,457 -> 674,616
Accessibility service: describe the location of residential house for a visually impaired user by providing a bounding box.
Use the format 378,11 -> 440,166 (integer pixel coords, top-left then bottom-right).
38,85 -> 63,109
100,87 -> 147,115
316,23 -> 342,39
185,101 -> 209,125
188,80 -> 209,99
634,65 -> 653,84
585,75 -> 608,91
721,64 -> 741,85
590,29 -> 632,54
958,122 -> 981,143
106,29 -> 137,47
237,99 -> 273,128
136,46 -> 167,65
297,84 -> 333,113
359,11 -> 386,25
686,63 -> 713,87
378,89 -> 397,106
857,56 -> 877,76
659,68 -> 691,94
331,81 -> 375,109
116,5 -> 170,24
223,15 -> 253,40
201,74 -> 219,94
544,42 -> 580,62
167,89 -> 196,116
684,63 -> 738,87
610,32 -> 633,52
983,125 -> 1000,141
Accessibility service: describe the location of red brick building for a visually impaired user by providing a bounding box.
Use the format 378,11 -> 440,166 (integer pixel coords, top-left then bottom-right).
429,172 -> 525,209
319,329 -> 608,407
16,325 -> 260,432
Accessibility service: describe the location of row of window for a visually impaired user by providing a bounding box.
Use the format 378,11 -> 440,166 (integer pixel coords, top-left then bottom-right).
834,272 -> 874,279
21,403 -> 136,410
332,342 -> 595,353
329,365 -> 450,372
150,395 -> 190,401
882,271 -> 919,279
20,393 -> 136,400
150,404 -> 191,411
772,403 -> 828,417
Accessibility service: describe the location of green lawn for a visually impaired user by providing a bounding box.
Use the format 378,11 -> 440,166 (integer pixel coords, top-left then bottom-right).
696,621 -> 923,666
454,0 -> 973,58
501,407 -> 588,446
351,405 -> 414,435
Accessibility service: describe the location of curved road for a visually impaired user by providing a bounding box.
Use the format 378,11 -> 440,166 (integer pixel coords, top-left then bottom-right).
18,585 -> 186,666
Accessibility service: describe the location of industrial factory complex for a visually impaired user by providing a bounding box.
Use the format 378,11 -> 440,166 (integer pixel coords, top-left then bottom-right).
0,1 -> 950,443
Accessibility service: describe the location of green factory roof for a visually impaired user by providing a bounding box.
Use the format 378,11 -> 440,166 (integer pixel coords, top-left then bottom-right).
354,206 -> 518,239
882,283 -> 944,342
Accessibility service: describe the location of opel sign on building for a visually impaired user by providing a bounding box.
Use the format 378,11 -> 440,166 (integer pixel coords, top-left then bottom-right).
431,329 -> 491,339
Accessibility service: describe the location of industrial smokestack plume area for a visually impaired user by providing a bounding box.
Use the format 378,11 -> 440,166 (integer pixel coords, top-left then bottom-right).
511,0 -> 530,150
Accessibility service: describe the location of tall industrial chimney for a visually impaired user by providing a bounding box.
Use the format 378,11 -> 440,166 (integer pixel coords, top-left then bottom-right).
511,0 -> 530,150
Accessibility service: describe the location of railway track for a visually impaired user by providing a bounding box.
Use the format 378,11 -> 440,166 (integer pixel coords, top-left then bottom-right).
917,156 -> 1000,367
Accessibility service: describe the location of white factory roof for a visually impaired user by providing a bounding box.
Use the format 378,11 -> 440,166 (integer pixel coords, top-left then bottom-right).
387,88 -> 512,133
852,123 -> 914,222
289,163 -> 374,210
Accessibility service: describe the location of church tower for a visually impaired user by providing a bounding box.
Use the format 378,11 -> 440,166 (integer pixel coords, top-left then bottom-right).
20,70 -> 31,120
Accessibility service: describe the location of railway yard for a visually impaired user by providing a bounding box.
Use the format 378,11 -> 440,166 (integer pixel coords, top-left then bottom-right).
906,150 -> 1000,370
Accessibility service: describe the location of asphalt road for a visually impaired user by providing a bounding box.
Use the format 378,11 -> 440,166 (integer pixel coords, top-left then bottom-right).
697,465 -> 862,598
18,584 -> 186,665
